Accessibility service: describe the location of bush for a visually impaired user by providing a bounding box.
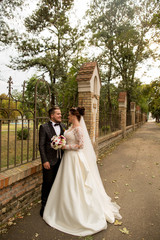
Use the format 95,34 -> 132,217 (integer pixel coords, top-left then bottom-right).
17,128 -> 30,140
101,125 -> 110,132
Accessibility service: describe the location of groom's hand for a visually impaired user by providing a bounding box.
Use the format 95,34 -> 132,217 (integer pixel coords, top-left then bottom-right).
43,162 -> 51,170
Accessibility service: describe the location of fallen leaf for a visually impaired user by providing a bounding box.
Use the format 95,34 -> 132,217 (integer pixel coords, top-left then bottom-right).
119,227 -> 129,234
114,191 -> 119,195
129,189 -> 134,192
152,175 -> 155,178
8,221 -> 13,226
114,220 -> 122,226
125,183 -> 129,186
35,233 -> 39,238
112,180 -> 117,183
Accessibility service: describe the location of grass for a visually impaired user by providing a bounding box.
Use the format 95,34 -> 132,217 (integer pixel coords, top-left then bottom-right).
1,123 -> 40,170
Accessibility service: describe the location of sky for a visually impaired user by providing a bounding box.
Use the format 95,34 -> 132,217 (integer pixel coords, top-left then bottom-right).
0,0 -> 160,95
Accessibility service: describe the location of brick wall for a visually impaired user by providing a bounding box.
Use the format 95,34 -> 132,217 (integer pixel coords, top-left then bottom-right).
0,159 -> 42,228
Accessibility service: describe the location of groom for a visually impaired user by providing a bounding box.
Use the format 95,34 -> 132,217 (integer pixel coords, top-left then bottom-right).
39,106 -> 65,217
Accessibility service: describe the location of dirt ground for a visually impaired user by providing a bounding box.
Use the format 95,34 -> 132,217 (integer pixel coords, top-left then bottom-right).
1,122 -> 160,240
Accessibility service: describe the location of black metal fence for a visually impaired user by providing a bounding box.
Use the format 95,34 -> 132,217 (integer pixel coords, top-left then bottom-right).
0,76 -> 75,172
126,112 -> 132,126
0,77 -> 51,172
99,111 -> 121,137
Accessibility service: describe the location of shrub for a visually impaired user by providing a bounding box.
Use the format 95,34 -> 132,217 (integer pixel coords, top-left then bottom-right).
102,125 -> 110,132
17,128 -> 29,140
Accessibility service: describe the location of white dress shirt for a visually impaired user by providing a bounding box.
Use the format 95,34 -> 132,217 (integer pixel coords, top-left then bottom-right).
51,121 -> 61,136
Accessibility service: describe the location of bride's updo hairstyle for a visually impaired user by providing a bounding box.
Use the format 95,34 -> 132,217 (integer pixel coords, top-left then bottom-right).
70,107 -> 85,121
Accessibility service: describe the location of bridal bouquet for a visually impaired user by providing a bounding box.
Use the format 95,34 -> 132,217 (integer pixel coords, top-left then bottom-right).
51,135 -> 66,150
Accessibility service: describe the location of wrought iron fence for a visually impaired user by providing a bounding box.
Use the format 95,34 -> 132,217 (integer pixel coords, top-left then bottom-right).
99,111 -> 121,137
0,76 -> 75,172
126,112 -> 132,126
0,76 -> 51,172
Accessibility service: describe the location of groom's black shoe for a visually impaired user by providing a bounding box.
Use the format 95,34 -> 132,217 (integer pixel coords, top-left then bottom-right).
40,206 -> 44,217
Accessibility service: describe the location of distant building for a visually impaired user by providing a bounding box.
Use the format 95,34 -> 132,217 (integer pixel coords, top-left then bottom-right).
148,112 -> 155,122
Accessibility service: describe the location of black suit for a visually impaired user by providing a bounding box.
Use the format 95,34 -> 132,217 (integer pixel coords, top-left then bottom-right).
39,121 -> 64,208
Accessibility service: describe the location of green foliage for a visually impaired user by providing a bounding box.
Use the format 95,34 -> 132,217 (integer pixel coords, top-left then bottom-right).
100,83 -> 119,113
23,75 -> 51,118
144,79 -> 160,122
17,128 -> 30,140
87,0 -> 159,107
101,125 -> 110,132
0,94 -> 21,119
4,0 -> 84,104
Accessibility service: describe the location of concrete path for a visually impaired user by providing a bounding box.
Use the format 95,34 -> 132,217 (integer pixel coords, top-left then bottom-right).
1,122 -> 160,240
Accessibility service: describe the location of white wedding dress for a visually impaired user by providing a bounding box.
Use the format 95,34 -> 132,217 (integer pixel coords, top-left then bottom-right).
43,119 -> 122,236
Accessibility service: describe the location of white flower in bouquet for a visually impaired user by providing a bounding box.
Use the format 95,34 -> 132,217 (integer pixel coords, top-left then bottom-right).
51,135 -> 66,150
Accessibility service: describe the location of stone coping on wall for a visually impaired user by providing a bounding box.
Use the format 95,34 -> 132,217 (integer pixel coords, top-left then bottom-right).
98,130 -> 123,143
0,159 -> 42,190
98,130 -> 123,151
98,125 -> 136,153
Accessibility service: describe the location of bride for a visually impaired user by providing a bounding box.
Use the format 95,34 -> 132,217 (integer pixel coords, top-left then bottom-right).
43,107 -> 122,236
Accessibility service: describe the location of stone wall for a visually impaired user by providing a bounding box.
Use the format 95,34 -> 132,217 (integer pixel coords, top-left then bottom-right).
0,160 -> 42,228
98,125 -> 134,155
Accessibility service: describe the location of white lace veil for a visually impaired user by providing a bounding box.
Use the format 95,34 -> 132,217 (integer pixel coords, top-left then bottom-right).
80,116 -> 122,222
79,117 -> 106,189
80,117 -> 122,221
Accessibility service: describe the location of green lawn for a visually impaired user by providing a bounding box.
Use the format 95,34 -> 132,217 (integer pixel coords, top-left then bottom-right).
1,123 -> 40,170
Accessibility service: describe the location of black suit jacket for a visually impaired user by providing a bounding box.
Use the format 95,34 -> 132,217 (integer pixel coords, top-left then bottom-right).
39,121 -> 65,166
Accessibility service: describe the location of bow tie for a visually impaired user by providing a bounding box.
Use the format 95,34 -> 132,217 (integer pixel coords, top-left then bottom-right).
54,123 -> 60,126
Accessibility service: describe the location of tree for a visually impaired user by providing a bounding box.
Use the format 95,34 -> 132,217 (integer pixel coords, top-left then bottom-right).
0,93 -> 20,119
5,0 -> 85,106
55,56 -> 89,122
0,0 -> 24,47
87,0 -> 159,110
144,80 -> 160,122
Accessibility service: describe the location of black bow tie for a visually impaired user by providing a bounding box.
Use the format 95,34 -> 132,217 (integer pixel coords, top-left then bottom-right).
54,123 -> 60,126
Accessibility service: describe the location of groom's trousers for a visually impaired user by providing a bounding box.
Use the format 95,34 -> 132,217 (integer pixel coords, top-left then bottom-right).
41,160 -> 61,207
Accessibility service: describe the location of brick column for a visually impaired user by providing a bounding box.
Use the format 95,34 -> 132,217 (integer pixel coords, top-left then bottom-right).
136,106 -> 141,126
76,62 -> 101,154
118,92 -> 127,137
130,102 -> 136,130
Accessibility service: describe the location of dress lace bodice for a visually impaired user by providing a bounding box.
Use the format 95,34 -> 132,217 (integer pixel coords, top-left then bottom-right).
64,126 -> 84,150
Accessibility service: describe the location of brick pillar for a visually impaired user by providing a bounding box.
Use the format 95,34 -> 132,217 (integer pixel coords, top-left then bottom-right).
130,102 -> 136,130
118,92 -> 127,137
136,106 -> 141,126
143,113 -> 145,123
76,62 -> 101,154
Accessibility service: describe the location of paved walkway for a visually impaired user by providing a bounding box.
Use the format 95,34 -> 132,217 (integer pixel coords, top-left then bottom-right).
1,122 -> 160,240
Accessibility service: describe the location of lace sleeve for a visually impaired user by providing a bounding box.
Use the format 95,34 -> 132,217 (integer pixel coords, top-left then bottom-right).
65,127 -> 84,150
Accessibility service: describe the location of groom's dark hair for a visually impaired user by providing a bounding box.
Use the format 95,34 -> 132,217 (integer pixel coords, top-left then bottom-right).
48,106 -> 60,118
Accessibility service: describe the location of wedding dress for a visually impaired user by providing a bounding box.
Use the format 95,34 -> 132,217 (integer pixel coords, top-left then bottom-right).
43,118 -> 122,236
